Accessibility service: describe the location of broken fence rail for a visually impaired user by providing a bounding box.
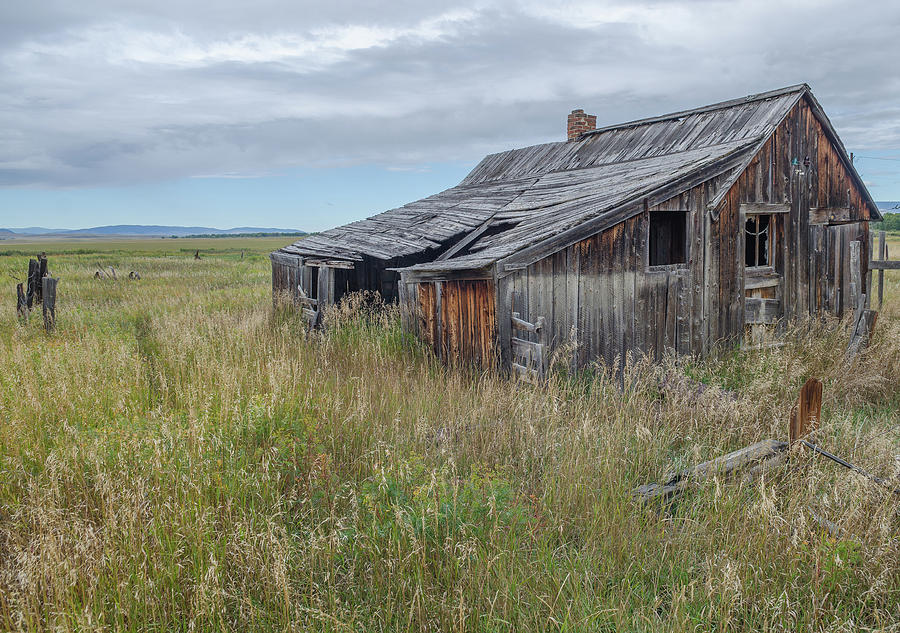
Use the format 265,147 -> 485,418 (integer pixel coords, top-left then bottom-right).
635,378 -> 900,504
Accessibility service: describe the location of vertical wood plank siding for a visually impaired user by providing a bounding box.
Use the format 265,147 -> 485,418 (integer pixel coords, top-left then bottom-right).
415,280 -> 496,368
270,253 -> 302,301
496,96 -> 871,371
716,96 -> 871,325
505,214 -> 688,369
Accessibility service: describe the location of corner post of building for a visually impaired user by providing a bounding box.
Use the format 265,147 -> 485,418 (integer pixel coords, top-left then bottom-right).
316,266 -> 334,308
397,270 -> 415,334
494,265 -> 513,374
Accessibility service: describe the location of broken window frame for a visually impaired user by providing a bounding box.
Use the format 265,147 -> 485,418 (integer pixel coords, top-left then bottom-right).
744,214 -> 775,270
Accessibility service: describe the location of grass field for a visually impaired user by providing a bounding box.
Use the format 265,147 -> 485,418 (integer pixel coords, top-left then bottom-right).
0,237 -> 898,631
0,235 -> 295,257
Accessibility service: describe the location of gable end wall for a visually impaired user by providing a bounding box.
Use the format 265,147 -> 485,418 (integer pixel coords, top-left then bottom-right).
496,98 -> 872,371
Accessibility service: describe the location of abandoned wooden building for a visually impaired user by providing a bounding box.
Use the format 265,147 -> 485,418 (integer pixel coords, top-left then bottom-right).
272,84 -> 881,377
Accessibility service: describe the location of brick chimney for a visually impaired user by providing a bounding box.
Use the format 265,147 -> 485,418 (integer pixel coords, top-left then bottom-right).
567,109 -> 597,141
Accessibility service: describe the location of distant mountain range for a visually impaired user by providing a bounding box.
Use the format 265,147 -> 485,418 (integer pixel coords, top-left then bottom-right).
1,204 -> 897,240
0,225 -> 305,237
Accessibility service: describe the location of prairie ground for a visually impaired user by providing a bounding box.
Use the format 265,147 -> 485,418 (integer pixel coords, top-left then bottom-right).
0,237 -> 898,632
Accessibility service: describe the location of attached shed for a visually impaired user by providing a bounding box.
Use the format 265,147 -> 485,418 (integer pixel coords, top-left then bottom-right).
273,84 -> 880,375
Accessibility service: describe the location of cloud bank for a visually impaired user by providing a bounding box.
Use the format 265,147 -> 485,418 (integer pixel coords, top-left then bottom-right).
1,0 -> 898,188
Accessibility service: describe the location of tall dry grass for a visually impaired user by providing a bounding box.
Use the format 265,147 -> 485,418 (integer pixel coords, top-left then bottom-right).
0,246 -> 897,631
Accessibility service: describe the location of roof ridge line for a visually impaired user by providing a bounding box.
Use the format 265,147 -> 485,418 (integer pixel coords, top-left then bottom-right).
579,84 -> 809,140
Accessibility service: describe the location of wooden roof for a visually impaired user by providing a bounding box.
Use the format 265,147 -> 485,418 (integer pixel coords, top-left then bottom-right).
276,84 -> 878,271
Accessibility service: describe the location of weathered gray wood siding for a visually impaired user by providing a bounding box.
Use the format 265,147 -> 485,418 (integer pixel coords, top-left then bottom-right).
502,214 -> 696,369
717,96 -> 871,323
497,97 -> 873,370
271,252 -> 303,301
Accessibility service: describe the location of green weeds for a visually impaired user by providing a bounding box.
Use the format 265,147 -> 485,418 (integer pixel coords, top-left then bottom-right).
0,244 -> 897,631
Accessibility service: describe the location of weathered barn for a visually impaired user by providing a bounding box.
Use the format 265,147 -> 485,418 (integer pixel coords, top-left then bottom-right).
272,84 -> 881,376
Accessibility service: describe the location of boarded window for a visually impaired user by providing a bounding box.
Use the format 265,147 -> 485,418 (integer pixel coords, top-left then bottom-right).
745,215 -> 772,268
649,211 -> 687,266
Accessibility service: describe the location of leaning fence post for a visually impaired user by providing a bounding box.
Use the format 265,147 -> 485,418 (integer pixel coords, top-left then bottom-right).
42,277 -> 57,333
849,240 -> 861,317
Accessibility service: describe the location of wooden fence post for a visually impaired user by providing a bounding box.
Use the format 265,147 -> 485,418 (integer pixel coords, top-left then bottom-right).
25,259 -> 39,308
36,254 -> 48,304
789,377 -> 823,446
847,309 -> 878,360
16,283 -> 27,318
878,230 -> 886,309
42,277 -> 57,333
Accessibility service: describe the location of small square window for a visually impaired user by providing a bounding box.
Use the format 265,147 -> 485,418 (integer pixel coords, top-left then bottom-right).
649,211 -> 688,266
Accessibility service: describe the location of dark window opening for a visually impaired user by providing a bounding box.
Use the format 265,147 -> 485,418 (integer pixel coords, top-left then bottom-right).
745,215 -> 771,268
309,266 -> 319,299
649,211 -> 688,266
332,268 -> 358,303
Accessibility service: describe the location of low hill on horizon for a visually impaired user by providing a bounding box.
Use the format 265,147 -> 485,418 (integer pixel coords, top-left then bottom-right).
1,225 -> 305,237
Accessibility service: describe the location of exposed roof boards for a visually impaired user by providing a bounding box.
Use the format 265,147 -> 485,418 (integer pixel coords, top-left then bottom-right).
276,84 -> 879,271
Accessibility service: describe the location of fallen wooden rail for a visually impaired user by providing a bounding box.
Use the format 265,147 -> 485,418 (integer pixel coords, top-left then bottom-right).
847,309 -> 877,360
633,439 -> 788,503
635,378 -> 899,505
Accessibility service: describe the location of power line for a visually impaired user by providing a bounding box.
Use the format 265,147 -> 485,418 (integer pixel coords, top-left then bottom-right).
854,155 -> 900,162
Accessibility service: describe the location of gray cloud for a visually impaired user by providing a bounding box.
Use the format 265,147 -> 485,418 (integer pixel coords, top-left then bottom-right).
1,0 -> 899,188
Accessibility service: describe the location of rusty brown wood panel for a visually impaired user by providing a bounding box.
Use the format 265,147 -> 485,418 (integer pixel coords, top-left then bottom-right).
442,281 -> 460,362
430,279 -> 497,368
417,282 -> 438,353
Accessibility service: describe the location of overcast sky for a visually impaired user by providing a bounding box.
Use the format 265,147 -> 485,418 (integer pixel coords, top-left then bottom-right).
1,0 -> 899,231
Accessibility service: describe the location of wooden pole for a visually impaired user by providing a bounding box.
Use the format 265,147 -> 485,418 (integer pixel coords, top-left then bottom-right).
16,283 -> 27,318
789,377 -> 823,446
42,277 -> 57,333
36,254 -> 48,304
25,259 -> 39,308
849,240 -> 861,316
867,232 -> 873,310
847,309 -> 878,360
878,230 -> 886,309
